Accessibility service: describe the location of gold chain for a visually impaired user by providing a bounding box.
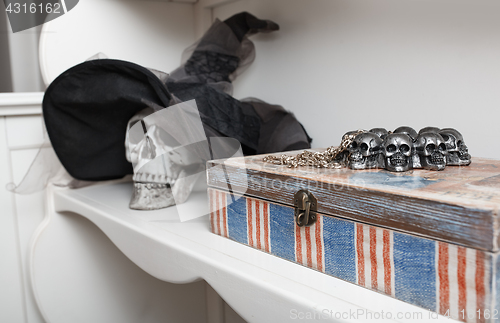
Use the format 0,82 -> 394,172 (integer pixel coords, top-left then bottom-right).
263,130 -> 366,168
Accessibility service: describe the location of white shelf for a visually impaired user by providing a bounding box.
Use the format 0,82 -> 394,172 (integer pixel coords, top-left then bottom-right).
49,181 -> 453,323
0,92 -> 43,116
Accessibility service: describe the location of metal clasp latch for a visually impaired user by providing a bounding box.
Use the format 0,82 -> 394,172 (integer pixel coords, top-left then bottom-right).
294,189 -> 317,227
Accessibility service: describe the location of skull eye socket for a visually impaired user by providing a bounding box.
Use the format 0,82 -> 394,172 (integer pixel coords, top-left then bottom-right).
400,144 -> 410,153
426,144 -> 436,153
351,142 -> 358,149
457,140 -> 463,147
360,143 -> 369,151
439,143 -> 446,151
441,134 -> 449,141
387,144 -> 396,153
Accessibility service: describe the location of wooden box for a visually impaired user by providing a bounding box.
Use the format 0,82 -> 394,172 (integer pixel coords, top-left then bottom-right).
207,151 -> 500,322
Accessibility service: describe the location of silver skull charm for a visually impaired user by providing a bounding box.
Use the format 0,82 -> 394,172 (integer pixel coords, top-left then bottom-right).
394,126 -> 418,142
347,133 -> 383,170
439,128 -> 471,166
382,134 -> 412,172
418,126 -> 440,135
125,108 -> 202,210
334,130 -> 361,165
414,132 -> 447,171
369,128 -> 389,140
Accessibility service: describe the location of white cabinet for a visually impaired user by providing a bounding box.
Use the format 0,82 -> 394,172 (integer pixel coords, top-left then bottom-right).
0,115 -> 26,323
0,94 -> 44,323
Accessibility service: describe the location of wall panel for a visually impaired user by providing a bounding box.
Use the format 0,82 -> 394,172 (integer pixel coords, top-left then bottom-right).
214,0 -> 500,159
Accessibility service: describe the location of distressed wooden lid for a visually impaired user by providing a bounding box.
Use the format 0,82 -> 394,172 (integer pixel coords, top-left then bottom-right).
207,151 -> 500,252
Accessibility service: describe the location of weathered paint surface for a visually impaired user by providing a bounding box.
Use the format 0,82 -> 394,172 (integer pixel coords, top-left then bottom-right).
207,152 -> 500,251
209,189 -> 497,323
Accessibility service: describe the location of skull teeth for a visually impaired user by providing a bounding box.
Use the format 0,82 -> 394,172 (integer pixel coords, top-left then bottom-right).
133,173 -> 176,185
429,153 -> 445,165
134,183 -> 169,189
349,152 -> 364,163
389,153 -> 408,166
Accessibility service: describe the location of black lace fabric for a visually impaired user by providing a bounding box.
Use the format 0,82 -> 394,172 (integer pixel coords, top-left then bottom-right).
167,14 -> 312,154
184,51 -> 240,84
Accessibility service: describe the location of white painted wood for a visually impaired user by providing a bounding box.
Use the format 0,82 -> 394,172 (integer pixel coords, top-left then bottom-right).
213,0 -> 500,159
31,184 -> 208,323
0,93 -> 46,323
39,0 -> 196,85
6,116 -> 45,148
0,93 -> 43,117
10,149 -> 47,323
0,116 -> 26,323
41,181 -> 453,323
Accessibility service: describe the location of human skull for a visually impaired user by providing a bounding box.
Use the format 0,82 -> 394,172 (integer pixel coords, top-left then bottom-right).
369,128 -> 389,140
394,126 -> 418,142
347,133 -> 383,170
125,109 -> 202,210
439,128 -> 471,166
382,133 -> 412,172
414,132 -> 447,171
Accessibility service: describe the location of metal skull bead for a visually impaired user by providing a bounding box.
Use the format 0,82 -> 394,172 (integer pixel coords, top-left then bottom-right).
439,128 -> 471,166
125,108 -> 202,210
347,133 -> 383,170
418,127 -> 440,135
414,132 -> 447,171
369,128 -> 389,140
334,130 -> 361,165
382,133 -> 413,172
394,126 -> 418,142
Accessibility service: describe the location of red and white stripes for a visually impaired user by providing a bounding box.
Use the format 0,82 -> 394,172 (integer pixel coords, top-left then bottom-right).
246,198 -> 271,252
209,189 -> 228,238
436,242 -> 489,323
295,216 -> 325,272
355,224 -> 395,296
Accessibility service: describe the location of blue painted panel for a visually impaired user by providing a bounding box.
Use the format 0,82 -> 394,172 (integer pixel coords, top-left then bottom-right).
226,194 -> 248,244
323,217 -> 356,283
269,203 -> 295,262
393,232 -> 436,310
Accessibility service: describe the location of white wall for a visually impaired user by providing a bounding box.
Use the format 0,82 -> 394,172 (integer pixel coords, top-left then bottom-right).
6,26 -> 44,92
39,0 -> 197,85
214,0 -> 500,159
0,10 -> 13,92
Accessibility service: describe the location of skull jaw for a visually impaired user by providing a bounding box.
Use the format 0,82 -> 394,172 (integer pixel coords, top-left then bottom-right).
385,154 -> 410,172
129,183 -> 175,210
421,153 -> 446,171
447,151 -> 471,166
348,153 -> 381,170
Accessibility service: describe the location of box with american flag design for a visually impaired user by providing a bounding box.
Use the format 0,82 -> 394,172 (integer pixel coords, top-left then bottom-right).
207,151 -> 500,322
